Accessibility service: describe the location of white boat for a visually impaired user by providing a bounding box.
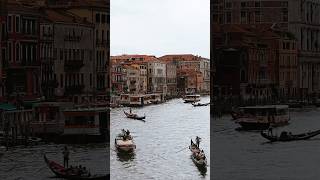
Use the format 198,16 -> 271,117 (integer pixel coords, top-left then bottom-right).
235,105 -> 290,130
184,95 -> 201,103
115,131 -> 136,152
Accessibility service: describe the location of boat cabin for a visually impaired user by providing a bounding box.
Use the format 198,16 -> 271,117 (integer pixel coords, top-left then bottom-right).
62,107 -> 108,137
238,105 -> 290,126
129,95 -> 145,107
120,94 -> 130,106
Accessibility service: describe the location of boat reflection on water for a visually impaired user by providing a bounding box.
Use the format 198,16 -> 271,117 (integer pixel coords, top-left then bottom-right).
116,151 -> 135,162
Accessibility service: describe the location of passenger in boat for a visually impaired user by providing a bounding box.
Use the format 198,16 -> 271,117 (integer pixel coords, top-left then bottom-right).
126,129 -> 130,136
63,146 -> 70,168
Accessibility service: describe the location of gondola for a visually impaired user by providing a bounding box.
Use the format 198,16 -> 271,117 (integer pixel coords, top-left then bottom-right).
191,154 -> 207,167
44,154 -> 108,180
260,129 -> 320,142
192,102 -> 210,107
124,111 -> 146,120
230,111 -> 240,120
189,139 -> 207,167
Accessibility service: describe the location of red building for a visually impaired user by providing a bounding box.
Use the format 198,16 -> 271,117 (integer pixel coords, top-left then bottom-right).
0,0 -> 7,101
6,1 -> 42,103
213,24 -> 297,102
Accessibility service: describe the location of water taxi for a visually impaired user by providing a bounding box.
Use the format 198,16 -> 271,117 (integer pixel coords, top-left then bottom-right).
235,105 -> 290,130
115,129 -> 136,152
183,94 -> 201,103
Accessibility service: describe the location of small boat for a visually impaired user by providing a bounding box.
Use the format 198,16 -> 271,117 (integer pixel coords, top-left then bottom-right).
0,146 -> 6,156
230,110 -> 241,120
28,137 -> 42,145
124,111 -> 146,120
189,139 -> 207,167
115,130 -> 136,152
44,154 -> 108,180
261,130 -> 320,142
183,94 -> 201,103
192,102 -> 210,107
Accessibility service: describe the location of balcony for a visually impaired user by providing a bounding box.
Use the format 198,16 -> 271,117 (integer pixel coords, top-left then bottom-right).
21,59 -> 41,67
64,60 -> 84,71
64,35 -> 81,42
96,39 -> 107,47
65,84 -> 85,95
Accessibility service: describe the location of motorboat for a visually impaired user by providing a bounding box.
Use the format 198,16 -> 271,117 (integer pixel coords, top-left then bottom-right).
115,130 -> 136,152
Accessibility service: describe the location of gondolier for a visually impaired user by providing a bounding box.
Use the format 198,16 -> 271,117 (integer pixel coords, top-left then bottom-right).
195,136 -> 201,148
63,146 -> 70,168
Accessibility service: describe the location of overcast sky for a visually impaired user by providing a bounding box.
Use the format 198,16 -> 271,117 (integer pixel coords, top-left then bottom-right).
111,0 -> 210,58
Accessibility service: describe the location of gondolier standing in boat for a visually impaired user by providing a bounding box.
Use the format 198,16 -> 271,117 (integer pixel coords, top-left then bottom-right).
196,136 -> 201,148
129,108 -> 132,114
268,127 -> 273,136
63,146 -> 70,168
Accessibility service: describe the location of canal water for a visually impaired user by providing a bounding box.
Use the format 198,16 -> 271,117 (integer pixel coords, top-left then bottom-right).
0,143 -> 108,180
212,108 -> 320,180
110,97 -> 210,180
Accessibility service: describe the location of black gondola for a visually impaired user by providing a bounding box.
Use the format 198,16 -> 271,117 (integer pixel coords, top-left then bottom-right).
260,130 -> 320,142
44,154 -> 108,180
124,111 -> 146,121
192,102 -> 210,107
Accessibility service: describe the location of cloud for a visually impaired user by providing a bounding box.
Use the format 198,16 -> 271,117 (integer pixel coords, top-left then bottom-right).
111,0 -> 210,58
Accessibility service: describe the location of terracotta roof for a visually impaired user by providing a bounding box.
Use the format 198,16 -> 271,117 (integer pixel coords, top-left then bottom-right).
44,9 -> 88,24
159,54 -> 202,62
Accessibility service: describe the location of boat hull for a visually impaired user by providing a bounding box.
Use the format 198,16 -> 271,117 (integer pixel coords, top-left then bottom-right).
238,121 -> 270,130
44,155 -> 108,180
261,130 -> 320,142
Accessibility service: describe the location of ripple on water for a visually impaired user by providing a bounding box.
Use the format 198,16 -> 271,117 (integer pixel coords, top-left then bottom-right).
110,97 -> 210,180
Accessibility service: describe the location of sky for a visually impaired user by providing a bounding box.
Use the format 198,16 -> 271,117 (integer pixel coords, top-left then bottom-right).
111,0 -> 210,58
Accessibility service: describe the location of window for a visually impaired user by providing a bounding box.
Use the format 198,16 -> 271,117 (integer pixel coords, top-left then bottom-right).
8,15 -> 12,32
96,13 -> 100,23
225,2 -> 232,8
255,11 -> 260,22
1,23 -> 5,39
226,12 -> 231,23
1,48 -> 6,64
16,16 -> 20,33
60,74 -> 64,88
8,42 -> 12,62
81,50 -> 84,60
16,43 -> 20,62
255,2 -> 260,7
102,30 -> 104,41
241,11 -> 247,24
90,73 -> 92,86
101,14 -> 106,23
241,2 -> 246,7
282,11 -> 288,22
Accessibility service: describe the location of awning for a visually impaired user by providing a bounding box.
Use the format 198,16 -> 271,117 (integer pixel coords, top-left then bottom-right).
0,103 -> 16,111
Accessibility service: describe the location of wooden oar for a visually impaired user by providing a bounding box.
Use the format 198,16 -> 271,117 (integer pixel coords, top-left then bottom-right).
175,146 -> 189,153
